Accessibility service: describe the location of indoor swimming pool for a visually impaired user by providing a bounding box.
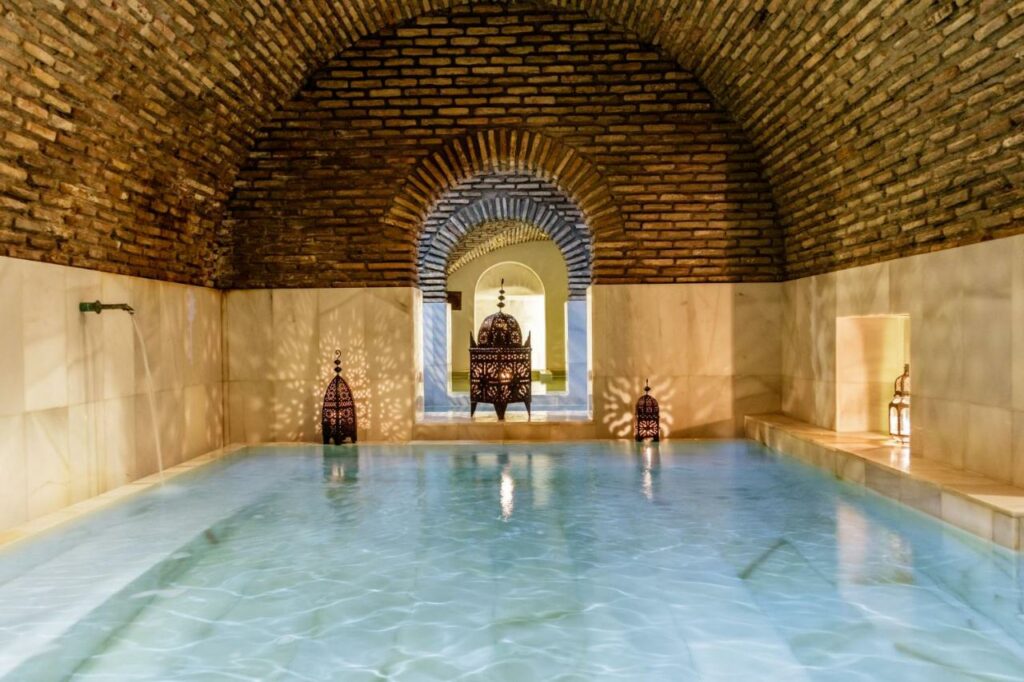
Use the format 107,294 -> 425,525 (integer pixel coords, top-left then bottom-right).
1,441 -> 1022,681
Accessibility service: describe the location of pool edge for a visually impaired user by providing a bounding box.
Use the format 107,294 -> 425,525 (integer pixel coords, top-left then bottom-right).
0,443 -> 249,552
746,414 -> 1024,551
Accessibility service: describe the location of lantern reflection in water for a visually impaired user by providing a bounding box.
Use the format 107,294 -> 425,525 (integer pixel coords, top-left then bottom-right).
641,444 -> 658,501
500,464 -> 515,521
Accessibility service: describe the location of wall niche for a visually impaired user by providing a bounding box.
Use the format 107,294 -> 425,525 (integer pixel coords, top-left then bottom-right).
836,315 -> 911,434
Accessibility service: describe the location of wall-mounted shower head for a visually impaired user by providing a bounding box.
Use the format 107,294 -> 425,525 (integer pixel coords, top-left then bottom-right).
79,301 -> 135,315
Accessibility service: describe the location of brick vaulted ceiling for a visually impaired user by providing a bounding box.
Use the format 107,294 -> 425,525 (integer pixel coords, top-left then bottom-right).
1,0 -> 1022,287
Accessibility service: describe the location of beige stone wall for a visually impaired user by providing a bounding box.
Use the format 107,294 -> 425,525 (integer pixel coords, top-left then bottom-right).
591,283 -> 782,438
782,234 -> 1024,485
0,256 -> 224,532
224,288 -> 420,444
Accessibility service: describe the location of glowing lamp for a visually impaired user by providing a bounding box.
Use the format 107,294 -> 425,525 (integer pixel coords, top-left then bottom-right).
322,350 -> 357,444
469,280 -> 532,420
888,363 -> 910,443
634,379 -> 660,442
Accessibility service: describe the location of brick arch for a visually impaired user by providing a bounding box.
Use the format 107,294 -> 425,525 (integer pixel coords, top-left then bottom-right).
418,193 -> 592,301
386,128 -> 623,254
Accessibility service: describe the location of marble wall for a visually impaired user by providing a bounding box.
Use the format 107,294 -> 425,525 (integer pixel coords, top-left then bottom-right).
224,288 -> 420,443
783,234 -> 1024,485
591,283 -> 783,438
7,234 -> 1018,532
0,256 -> 224,532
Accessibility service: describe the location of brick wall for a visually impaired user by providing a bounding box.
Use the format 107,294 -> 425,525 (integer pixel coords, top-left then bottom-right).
2,1 -> 1022,287
223,2 -> 780,288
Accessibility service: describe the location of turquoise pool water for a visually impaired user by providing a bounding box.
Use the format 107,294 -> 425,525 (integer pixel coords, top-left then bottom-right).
1,442 -> 1023,680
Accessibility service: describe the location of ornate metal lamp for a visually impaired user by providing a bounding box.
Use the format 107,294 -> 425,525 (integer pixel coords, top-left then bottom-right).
469,280 -> 532,420
888,363 -> 910,443
322,350 -> 357,444
635,379 -> 660,442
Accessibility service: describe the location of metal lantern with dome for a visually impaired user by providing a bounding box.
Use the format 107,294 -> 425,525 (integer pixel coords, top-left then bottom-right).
469,280 -> 532,420
888,363 -> 911,443
634,379 -> 660,442
321,350 -> 357,444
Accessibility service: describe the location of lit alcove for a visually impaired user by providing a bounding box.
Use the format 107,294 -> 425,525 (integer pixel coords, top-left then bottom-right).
474,262 -> 547,374
835,314 -> 911,436
447,251 -> 566,395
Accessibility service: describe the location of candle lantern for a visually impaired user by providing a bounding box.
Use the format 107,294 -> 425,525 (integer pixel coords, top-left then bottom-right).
469,280 -> 532,420
888,363 -> 911,442
322,350 -> 357,444
635,379 -> 660,442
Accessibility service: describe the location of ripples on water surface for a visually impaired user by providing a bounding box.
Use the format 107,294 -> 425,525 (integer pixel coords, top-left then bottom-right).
1,441 -> 1024,681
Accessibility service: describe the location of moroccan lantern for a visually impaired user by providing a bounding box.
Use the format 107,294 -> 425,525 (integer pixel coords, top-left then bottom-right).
322,350 -> 357,444
888,363 -> 911,443
469,280 -> 532,420
635,379 -> 660,442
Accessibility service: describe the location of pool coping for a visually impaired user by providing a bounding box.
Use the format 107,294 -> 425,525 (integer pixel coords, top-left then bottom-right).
0,444 -> 248,552
746,414 -> 1024,551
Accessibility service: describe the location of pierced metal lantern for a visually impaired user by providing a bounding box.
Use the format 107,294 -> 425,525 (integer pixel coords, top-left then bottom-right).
888,363 -> 911,443
322,350 -> 357,444
635,379 -> 660,442
469,280 -> 532,420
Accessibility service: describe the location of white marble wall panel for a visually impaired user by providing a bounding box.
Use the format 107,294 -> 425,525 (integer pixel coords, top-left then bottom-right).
591,283 -> 782,439
0,260 -> 25,417
1012,236 -> 1024,414
0,256 -> 225,533
781,274 -> 837,429
225,287 -> 419,445
782,234 -> 1024,486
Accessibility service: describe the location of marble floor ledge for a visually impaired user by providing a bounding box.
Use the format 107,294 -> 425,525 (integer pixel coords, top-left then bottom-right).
0,443 -> 247,552
417,410 -> 593,424
746,413 -> 1024,550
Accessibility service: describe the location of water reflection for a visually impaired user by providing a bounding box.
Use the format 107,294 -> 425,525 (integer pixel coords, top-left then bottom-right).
500,463 -> 515,521
322,450 -> 360,505
640,444 -> 660,502
328,461 -> 346,483
889,445 -> 911,471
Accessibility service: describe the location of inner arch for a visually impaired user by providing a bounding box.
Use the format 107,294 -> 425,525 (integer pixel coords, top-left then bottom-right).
417,173 -> 593,301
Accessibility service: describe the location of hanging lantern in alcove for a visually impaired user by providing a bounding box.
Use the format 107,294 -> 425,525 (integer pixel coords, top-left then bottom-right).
469,280 -> 532,420
635,379 -> 660,442
322,350 -> 357,444
888,363 -> 911,443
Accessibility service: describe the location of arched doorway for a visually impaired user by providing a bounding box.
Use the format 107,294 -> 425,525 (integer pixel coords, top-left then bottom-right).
416,172 -> 593,416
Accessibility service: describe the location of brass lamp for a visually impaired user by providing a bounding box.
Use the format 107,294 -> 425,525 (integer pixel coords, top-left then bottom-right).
888,363 -> 910,443
634,379 -> 660,442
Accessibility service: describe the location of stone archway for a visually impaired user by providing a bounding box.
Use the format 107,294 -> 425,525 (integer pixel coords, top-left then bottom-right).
406,135 -> 602,415
418,190 -> 592,301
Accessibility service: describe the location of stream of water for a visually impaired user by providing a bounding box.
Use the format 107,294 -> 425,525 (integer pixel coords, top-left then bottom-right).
131,316 -> 164,478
